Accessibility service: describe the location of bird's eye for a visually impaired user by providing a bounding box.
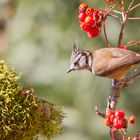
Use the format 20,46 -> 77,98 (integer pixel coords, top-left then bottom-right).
74,62 -> 78,66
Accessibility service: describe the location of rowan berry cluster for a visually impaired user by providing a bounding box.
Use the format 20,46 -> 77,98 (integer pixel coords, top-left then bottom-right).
78,3 -> 101,38
105,109 -> 135,130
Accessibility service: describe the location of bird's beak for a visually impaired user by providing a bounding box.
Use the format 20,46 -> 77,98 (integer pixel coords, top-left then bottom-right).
67,68 -> 73,73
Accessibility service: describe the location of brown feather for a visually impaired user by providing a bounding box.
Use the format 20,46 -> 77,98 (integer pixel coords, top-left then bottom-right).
92,48 -> 140,80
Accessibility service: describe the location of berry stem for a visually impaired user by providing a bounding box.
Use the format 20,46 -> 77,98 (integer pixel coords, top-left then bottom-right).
95,106 -> 106,118
110,128 -> 122,140
120,0 -> 125,11
111,129 -> 115,140
113,10 -> 122,15
113,0 -> 124,12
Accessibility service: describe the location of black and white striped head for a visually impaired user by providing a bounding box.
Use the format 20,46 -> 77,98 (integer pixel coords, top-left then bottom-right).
67,44 -> 92,73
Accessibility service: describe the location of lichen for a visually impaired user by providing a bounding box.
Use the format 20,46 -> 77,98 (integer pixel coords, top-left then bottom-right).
0,60 -> 64,140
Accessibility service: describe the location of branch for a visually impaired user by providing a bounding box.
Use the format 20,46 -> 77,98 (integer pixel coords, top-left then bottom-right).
117,21 -> 126,47
125,71 -> 140,83
110,80 -> 121,110
117,13 -> 127,47
103,21 -> 111,48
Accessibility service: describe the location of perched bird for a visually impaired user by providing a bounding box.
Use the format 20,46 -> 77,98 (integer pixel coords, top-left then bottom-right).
67,45 -> 140,80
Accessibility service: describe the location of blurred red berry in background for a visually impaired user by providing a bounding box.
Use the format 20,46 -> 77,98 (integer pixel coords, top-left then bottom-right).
129,115 -> 135,124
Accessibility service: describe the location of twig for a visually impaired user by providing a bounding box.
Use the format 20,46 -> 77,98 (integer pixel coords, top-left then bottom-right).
128,0 -> 135,10
127,17 -> 140,20
113,10 -> 122,15
95,106 -> 106,118
123,130 -> 127,140
125,71 -> 140,83
106,4 -> 115,14
108,13 -> 121,21
128,3 -> 140,12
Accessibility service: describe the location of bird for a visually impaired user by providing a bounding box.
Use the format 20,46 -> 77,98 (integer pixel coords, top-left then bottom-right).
67,44 -> 140,81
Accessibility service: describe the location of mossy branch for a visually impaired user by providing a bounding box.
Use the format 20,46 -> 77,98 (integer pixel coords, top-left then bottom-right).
0,60 -> 64,140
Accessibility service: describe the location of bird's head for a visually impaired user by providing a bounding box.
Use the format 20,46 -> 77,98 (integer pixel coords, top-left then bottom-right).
67,44 -> 92,73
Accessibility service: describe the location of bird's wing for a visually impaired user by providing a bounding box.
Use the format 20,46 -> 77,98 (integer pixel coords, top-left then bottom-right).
93,48 -> 140,76
108,48 -> 140,69
93,48 -> 140,77
105,53 -> 140,76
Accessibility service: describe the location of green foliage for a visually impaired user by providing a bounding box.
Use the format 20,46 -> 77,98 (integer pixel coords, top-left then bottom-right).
0,60 -> 64,140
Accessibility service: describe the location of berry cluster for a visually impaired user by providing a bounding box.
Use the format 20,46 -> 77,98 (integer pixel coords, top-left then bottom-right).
105,109 -> 135,129
78,3 -> 101,38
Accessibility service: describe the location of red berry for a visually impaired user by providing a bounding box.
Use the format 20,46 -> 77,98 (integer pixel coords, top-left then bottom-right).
119,45 -> 128,50
96,21 -> 102,28
106,110 -> 115,117
129,115 -> 135,124
106,0 -> 114,2
105,110 -> 115,126
115,109 -> 125,119
80,22 -> 92,32
86,7 -> 94,16
87,27 -> 100,38
78,13 -> 87,22
113,117 -> 124,129
106,117 -> 113,126
79,3 -> 88,13
85,16 -> 95,25
92,10 -> 99,20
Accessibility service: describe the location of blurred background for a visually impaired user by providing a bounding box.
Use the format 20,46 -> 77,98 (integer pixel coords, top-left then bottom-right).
0,0 -> 140,139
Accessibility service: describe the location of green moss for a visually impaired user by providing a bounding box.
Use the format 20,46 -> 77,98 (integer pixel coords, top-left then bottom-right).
0,60 -> 64,140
